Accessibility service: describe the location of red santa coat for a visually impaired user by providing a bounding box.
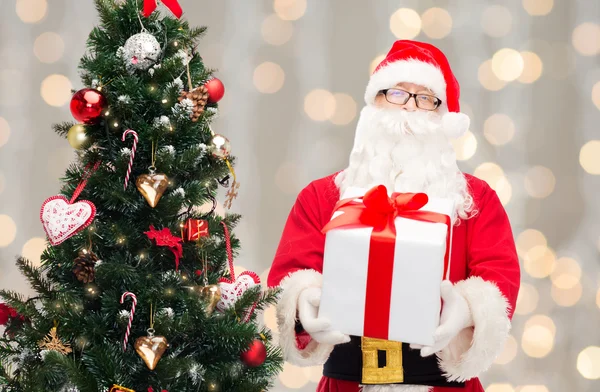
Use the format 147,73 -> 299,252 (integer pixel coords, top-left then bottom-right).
268,173 -> 520,392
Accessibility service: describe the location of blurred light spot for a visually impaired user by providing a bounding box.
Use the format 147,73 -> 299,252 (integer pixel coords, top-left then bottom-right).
592,81 -> 600,110
495,176 -> 513,206
572,23 -> 600,56
495,335 -> 518,365
421,8 -> 452,39
261,14 -> 293,45
304,89 -> 336,121
516,229 -> 547,258
550,257 -> 581,289
473,162 -> 505,189
0,215 -> 17,247
34,32 -> 65,63
0,117 -> 9,148
551,281 -> 582,307
523,0 -> 554,15
478,60 -> 507,91
390,8 -> 422,39
21,237 -> 47,267
484,113 -> 515,146
279,362 -> 309,388
41,74 -> 72,107
579,140 -> 600,175
578,346 -> 600,380
253,62 -> 285,94
524,166 -> 555,198
451,131 -> 477,161
370,54 -> 386,74
517,387 -> 550,392
275,162 -> 308,195
492,48 -> 524,82
481,5 -> 512,38
524,245 -> 556,278
518,51 -> 543,83
330,93 -> 357,125
15,0 -> 47,23
515,283 -> 539,315
274,0 -> 307,21
0,70 -> 26,106
303,365 -> 324,383
487,385 -> 514,392
263,305 -> 278,332
521,315 -> 555,358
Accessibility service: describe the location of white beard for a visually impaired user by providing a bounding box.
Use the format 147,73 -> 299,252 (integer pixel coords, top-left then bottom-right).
336,105 -> 474,221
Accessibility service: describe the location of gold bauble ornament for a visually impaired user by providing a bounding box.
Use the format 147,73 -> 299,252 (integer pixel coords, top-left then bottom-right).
134,328 -> 168,370
210,134 -> 231,159
67,124 -> 89,149
136,168 -> 169,208
200,284 -> 221,315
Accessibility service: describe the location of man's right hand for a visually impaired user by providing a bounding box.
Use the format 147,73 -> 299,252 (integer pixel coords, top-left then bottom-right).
297,286 -> 351,345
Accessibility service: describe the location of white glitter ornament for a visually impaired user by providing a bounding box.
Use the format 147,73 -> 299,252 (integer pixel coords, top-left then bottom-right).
121,32 -> 162,72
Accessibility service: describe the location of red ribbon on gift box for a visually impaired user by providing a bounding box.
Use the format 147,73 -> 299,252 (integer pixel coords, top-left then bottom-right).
143,0 -> 183,19
322,185 -> 451,341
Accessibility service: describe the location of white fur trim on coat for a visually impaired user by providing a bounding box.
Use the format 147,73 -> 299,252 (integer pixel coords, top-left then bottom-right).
276,269 -> 335,366
364,59 -> 447,106
437,276 -> 511,382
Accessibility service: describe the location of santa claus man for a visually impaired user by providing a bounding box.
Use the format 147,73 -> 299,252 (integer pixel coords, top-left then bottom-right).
268,40 -> 520,392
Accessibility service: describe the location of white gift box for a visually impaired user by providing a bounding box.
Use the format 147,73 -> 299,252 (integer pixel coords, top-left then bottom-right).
318,186 -> 454,346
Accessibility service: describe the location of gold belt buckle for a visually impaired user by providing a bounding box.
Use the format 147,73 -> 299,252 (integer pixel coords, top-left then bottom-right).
361,337 -> 404,384
109,386 -> 135,392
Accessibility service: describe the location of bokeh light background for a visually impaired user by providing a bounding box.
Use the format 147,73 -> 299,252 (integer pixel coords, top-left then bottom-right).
1,0 -> 600,391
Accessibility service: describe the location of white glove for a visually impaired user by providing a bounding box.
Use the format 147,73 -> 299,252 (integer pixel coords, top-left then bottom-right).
297,286 -> 351,345
411,280 -> 473,357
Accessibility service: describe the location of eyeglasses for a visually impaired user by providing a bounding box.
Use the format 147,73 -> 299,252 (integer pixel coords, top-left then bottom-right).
380,88 -> 442,111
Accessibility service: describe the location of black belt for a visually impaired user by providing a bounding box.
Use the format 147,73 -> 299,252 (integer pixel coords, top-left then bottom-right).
323,336 -> 465,388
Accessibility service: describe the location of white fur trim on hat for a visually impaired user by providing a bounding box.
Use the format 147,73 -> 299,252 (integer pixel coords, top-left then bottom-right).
276,269 -> 334,366
442,112 -> 470,139
437,276 -> 511,382
364,59 -> 447,106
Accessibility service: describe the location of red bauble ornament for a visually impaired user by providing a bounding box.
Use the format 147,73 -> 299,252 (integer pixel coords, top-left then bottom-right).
204,78 -> 225,103
240,338 -> 267,367
70,88 -> 108,124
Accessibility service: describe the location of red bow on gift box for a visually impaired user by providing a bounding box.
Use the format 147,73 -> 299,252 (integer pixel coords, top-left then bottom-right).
322,185 -> 452,340
143,0 -> 182,19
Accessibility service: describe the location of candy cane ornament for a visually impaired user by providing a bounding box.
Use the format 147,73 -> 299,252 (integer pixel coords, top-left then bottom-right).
121,130 -> 139,190
120,291 -> 137,351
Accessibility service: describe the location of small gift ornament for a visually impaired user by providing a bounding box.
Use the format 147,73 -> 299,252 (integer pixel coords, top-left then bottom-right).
183,219 -> 209,241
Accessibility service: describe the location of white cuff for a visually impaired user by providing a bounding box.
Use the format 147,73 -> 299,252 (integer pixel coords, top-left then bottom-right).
276,269 -> 334,366
437,276 -> 511,382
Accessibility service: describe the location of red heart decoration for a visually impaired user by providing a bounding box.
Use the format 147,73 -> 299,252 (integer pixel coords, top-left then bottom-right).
40,196 -> 96,246
217,271 -> 260,316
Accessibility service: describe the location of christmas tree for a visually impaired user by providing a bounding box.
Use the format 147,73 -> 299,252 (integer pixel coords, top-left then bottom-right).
0,1 -> 282,391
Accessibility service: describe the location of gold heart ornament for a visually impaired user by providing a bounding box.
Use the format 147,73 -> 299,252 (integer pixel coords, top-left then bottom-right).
136,170 -> 169,208
134,329 -> 168,370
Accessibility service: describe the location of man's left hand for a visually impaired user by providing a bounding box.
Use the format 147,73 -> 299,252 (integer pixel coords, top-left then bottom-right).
411,280 -> 474,357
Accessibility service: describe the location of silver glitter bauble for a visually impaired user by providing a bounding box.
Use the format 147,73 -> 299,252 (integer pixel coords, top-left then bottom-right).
121,32 -> 162,72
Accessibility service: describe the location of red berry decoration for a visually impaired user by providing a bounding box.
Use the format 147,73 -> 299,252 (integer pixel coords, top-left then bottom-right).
204,78 -> 225,103
240,338 -> 267,367
70,88 -> 108,124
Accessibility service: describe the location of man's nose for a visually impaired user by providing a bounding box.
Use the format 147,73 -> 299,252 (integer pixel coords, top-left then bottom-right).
402,96 -> 418,111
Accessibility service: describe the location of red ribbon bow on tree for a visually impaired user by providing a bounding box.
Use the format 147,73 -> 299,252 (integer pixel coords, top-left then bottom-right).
145,226 -> 184,270
143,0 -> 183,19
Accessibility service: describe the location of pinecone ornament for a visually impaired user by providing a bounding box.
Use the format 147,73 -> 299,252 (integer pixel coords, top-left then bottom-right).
179,85 -> 209,122
73,251 -> 99,283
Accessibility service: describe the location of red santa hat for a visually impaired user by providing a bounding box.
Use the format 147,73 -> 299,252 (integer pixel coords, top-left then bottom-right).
364,40 -> 470,139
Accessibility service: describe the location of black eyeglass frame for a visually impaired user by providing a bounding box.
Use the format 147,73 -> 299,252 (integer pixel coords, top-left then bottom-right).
379,88 -> 442,111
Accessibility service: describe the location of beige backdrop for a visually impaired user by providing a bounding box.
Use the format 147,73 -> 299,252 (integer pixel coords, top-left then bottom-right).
1,0 -> 600,391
